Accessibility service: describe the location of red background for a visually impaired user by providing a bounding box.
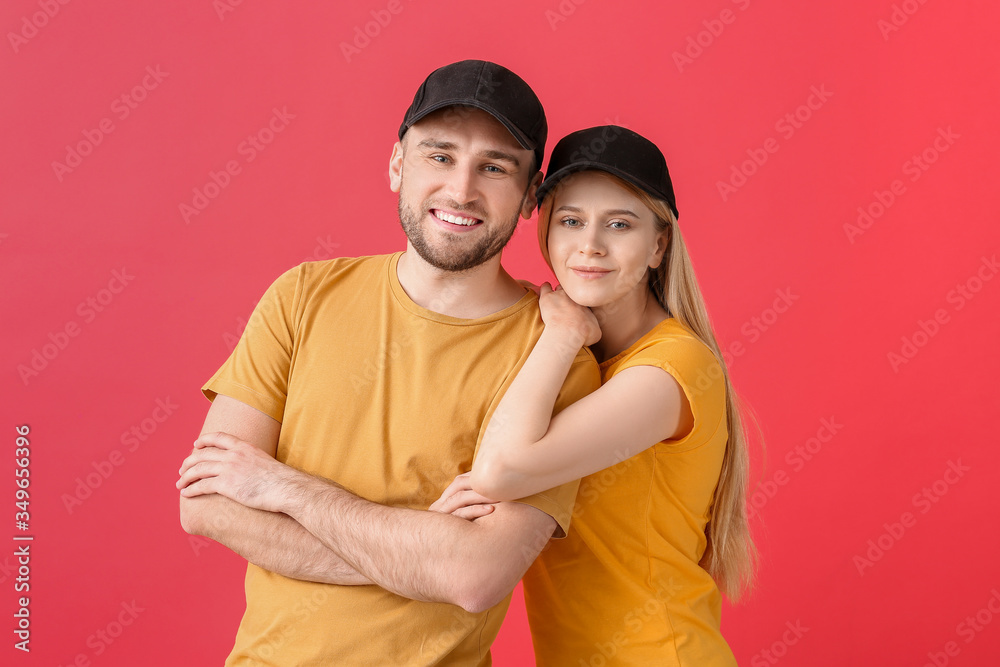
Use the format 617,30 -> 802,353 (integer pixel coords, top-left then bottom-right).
3,1 -> 999,665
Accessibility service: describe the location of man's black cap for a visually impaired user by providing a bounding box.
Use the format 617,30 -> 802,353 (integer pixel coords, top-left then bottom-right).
536,126 -> 679,219
399,60 -> 547,171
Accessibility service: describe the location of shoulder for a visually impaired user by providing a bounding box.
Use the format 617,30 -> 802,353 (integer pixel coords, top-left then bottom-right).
285,253 -> 398,295
607,320 -> 728,450
297,253 -> 395,281
253,254 -> 395,322
611,319 -> 724,403
621,319 -> 718,370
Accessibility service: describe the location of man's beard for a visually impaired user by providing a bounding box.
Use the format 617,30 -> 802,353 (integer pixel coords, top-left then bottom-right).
397,179 -> 527,273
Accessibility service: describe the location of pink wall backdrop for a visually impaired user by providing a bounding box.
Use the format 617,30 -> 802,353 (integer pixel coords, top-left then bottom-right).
3,1 -> 999,665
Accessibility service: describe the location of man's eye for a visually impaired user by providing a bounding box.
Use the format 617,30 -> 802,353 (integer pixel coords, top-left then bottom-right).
432,155 -> 449,163
484,165 -> 506,174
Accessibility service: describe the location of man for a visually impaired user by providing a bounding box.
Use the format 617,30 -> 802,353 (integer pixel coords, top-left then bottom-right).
177,60 -> 599,665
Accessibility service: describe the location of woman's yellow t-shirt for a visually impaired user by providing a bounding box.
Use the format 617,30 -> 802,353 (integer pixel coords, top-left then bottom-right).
523,317 -> 736,666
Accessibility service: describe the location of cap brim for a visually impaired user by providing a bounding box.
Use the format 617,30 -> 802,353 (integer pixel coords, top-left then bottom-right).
536,162 -> 668,206
402,99 -> 535,151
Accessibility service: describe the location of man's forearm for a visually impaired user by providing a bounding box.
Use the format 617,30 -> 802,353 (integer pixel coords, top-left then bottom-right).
181,494 -> 373,586
282,473 -> 552,613
177,432 -> 554,610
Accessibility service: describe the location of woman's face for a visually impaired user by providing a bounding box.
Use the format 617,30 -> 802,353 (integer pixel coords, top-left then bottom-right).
546,171 -> 668,309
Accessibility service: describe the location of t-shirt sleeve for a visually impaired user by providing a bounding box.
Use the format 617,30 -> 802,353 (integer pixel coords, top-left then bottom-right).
201,265 -> 304,422
622,335 -> 726,452
510,347 -> 601,538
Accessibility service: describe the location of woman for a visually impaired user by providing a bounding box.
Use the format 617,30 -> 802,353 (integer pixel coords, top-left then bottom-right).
431,126 -> 757,665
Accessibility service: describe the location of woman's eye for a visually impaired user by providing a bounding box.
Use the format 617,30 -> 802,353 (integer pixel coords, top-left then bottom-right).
561,217 -> 581,227
609,220 -> 630,230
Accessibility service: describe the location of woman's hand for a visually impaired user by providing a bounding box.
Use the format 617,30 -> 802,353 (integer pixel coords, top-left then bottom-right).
428,473 -> 497,521
538,283 -> 602,347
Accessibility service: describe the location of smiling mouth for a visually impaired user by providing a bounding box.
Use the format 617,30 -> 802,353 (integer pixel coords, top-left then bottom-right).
569,266 -> 612,277
432,209 -> 482,227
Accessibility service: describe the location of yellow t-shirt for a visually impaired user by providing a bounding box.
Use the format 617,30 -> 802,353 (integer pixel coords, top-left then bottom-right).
523,317 -> 735,666
201,253 -> 600,666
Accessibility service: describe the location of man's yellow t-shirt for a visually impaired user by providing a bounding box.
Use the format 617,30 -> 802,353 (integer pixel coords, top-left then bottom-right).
201,253 -> 599,666
523,317 -> 736,666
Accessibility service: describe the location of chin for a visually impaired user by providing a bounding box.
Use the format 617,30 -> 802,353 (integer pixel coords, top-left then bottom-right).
559,284 -> 613,309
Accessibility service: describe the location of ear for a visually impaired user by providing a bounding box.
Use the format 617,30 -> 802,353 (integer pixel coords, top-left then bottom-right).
388,141 -> 404,193
520,170 -> 544,220
649,228 -> 670,269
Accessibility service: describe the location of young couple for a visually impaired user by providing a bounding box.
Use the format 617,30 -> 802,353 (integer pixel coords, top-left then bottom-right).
178,59 -> 756,665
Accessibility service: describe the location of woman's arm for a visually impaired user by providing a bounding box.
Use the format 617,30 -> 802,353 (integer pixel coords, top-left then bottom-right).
470,286 -> 692,501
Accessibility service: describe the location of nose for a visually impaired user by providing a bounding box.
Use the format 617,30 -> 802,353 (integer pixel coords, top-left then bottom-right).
444,165 -> 480,206
578,225 -> 606,256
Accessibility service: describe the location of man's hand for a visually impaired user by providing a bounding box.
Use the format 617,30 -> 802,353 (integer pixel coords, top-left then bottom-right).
428,473 -> 497,520
177,431 -> 298,513
177,422 -> 559,611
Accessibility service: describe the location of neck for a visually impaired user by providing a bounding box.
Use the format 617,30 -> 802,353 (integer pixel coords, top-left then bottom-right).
590,284 -> 669,363
395,245 -> 527,319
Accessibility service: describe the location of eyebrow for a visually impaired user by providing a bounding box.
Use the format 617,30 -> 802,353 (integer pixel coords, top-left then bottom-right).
480,149 -> 520,168
555,205 -> 639,218
417,139 -> 458,151
416,139 -> 521,168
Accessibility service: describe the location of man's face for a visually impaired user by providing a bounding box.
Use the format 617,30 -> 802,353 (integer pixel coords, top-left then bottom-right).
389,107 -> 541,272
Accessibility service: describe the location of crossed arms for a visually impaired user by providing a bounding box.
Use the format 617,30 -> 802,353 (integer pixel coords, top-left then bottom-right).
177,394 -> 557,613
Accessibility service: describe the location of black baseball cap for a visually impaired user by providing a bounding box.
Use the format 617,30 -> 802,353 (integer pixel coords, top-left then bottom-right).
536,126 -> 679,219
398,60 -> 547,171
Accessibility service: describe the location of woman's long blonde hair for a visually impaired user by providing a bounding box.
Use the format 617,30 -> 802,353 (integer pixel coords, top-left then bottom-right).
537,176 -> 759,601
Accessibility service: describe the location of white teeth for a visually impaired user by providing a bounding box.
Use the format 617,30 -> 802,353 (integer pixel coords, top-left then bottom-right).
436,211 -> 479,226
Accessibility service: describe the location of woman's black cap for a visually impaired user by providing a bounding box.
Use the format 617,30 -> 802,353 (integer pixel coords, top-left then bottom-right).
536,126 -> 678,219
399,60 -> 547,171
